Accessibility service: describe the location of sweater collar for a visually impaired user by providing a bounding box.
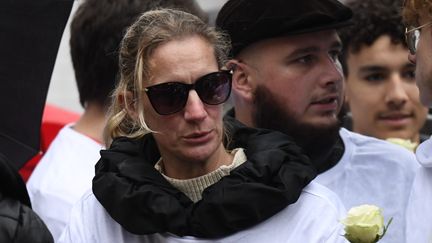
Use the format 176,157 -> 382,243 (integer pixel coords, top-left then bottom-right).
155,148 -> 247,202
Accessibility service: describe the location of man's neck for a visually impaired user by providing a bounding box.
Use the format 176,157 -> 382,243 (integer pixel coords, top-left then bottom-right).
231,104 -> 255,127
72,102 -> 107,145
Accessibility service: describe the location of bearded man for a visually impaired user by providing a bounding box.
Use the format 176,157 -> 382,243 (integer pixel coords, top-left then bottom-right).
217,0 -> 419,242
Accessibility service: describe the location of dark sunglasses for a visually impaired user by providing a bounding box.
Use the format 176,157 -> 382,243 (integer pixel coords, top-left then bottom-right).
144,70 -> 232,115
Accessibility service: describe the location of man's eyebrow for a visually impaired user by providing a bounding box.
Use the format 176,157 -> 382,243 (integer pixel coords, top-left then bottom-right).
288,47 -> 320,58
359,62 -> 416,73
358,65 -> 387,73
288,41 -> 343,58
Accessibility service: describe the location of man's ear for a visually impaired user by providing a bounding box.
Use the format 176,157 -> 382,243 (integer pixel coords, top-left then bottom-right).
227,59 -> 254,102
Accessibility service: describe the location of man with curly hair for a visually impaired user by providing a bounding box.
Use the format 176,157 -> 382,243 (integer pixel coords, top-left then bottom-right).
339,0 -> 428,150
403,0 -> 432,241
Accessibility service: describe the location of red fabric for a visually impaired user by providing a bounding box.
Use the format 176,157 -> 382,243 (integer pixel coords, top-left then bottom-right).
19,104 -> 80,182
19,153 -> 43,183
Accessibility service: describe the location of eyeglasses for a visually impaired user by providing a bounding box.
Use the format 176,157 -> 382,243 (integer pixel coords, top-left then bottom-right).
405,22 -> 432,55
144,71 -> 232,115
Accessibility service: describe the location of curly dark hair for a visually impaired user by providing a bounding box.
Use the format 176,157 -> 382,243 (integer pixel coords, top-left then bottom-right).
70,0 -> 207,108
338,0 -> 406,76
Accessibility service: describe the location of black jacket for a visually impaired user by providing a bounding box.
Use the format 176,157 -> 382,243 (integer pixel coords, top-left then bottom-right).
93,116 -> 317,238
0,153 -> 53,243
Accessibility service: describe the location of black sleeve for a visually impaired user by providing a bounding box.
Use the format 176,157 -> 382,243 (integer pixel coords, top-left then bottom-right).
0,154 -> 53,242
0,195 -> 53,243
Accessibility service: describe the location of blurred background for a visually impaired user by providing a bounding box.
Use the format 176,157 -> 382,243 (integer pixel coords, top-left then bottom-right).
46,0 -> 228,113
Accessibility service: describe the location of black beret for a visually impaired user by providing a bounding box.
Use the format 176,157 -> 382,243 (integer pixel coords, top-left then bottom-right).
216,0 -> 353,56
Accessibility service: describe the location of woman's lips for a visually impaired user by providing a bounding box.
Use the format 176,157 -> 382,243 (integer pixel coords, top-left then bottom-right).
182,130 -> 213,144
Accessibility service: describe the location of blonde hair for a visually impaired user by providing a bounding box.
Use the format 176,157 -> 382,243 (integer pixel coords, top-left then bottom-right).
104,9 -> 231,145
403,0 -> 432,26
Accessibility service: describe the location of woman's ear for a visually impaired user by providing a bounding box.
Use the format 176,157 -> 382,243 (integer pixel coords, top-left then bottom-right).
227,59 -> 254,102
119,91 -> 139,119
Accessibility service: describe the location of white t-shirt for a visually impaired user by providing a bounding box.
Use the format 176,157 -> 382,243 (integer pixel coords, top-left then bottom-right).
315,128 -> 419,243
27,125 -> 104,240
58,181 -> 348,243
405,136 -> 432,243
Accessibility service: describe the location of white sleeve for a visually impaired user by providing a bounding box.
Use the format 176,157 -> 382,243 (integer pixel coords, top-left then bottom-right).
305,182 -> 350,243
57,192 -> 95,243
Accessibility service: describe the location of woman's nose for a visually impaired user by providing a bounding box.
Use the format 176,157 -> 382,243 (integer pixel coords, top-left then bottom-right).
183,90 -> 207,121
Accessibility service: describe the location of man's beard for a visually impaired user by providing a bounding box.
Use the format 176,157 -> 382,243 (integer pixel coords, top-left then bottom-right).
252,85 -> 342,157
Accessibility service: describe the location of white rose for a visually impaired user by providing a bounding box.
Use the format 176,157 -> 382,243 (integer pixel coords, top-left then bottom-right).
341,204 -> 390,243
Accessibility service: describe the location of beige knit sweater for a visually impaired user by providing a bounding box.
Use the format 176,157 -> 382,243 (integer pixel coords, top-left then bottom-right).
154,148 -> 247,202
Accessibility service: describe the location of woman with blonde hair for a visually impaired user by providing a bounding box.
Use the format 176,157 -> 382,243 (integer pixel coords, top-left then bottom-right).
59,8 -> 348,243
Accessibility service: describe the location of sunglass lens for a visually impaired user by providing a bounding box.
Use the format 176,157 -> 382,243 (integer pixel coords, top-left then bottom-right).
196,72 -> 231,105
146,83 -> 188,115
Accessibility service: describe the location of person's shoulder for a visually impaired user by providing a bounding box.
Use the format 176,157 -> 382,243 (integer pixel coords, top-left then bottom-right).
59,190 -> 136,243
416,136 -> 432,167
340,128 -> 418,164
63,190 -> 106,231
218,181 -> 347,243
301,181 -> 346,214
74,190 -> 125,228
279,181 -> 346,224
340,128 -> 400,149
27,125 -> 100,194
46,124 -> 77,144
273,182 -> 347,242
54,124 -> 102,147
74,190 -> 100,210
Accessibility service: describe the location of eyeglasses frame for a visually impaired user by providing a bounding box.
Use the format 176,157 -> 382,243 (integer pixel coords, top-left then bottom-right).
405,22 -> 432,54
